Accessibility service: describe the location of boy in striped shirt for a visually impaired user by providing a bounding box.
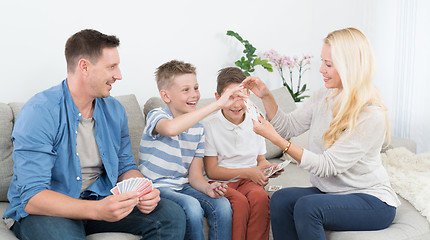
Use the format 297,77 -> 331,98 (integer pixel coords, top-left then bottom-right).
138,60 -> 244,240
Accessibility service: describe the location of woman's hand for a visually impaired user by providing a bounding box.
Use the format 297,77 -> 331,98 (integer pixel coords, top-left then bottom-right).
252,116 -> 281,142
240,76 -> 270,99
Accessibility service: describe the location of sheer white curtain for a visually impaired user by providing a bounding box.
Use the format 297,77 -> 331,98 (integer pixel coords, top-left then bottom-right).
370,0 -> 430,153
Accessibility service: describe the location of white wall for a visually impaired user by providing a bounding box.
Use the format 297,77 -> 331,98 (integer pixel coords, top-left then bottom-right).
0,0 -> 369,103
1,0 -> 428,152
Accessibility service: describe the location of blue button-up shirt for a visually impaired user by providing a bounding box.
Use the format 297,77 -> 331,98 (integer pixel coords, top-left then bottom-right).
3,79 -> 138,222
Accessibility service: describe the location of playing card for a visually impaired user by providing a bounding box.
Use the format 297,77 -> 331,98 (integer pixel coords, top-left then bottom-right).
268,185 -> 283,192
244,98 -> 264,122
263,165 -> 275,177
210,175 -> 240,190
110,186 -> 120,195
264,160 -> 291,178
111,177 -> 153,197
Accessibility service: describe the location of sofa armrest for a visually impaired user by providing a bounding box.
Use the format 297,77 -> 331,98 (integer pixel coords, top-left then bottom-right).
383,136 -> 417,154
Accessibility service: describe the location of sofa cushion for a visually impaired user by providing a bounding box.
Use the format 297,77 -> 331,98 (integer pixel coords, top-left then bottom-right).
0,103 -> 14,202
114,95 -> 145,166
324,196 -> 430,240
143,97 -> 166,117
8,103 -> 24,124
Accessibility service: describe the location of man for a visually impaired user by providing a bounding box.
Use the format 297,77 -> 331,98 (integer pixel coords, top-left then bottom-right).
3,29 -> 186,240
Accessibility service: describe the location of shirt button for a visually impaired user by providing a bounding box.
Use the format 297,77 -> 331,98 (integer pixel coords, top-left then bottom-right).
76,152 -> 79,156
75,131 -> 78,134
76,177 -> 81,181
78,113 -> 82,117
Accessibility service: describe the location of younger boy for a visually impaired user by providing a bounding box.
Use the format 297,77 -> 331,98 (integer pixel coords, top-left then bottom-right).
139,60 -> 244,240
203,67 -> 276,240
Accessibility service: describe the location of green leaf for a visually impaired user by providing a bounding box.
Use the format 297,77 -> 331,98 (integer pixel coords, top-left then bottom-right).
300,84 -> 307,92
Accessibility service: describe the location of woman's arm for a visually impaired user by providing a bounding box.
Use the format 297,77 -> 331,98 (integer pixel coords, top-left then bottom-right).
253,117 -> 304,163
241,76 -> 278,121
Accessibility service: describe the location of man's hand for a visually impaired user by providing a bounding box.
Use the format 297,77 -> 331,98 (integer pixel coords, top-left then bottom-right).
137,188 -> 161,214
96,192 -> 139,222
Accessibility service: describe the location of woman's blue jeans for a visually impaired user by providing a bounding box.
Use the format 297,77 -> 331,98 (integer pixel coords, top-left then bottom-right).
270,187 -> 396,240
12,198 -> 186,240
159,184 -> 232,240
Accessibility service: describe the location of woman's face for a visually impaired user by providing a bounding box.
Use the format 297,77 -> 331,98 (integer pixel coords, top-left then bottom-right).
319,44 -> 342,89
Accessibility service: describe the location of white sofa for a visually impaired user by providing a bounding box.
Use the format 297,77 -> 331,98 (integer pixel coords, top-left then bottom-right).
1,87 -> 429,239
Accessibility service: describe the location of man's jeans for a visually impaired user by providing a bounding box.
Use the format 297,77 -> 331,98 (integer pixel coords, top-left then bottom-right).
159,184 -> 232,240
12,198 -> 186,240
270,187 -> 396,240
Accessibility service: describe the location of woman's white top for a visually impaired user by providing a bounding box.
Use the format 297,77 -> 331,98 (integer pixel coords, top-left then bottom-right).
271,87 -> 400,207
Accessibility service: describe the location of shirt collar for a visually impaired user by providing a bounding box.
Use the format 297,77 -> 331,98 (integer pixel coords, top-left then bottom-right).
63,79 -> 100,121
216,110 -> 251,131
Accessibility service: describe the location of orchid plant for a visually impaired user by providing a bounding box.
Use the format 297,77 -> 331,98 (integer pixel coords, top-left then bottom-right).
264,49 -> 313,102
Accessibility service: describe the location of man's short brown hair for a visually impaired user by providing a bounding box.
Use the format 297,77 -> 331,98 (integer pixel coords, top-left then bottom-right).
155,60 -> 196,90
65,29 -> 120,73
217,67 -> 246,95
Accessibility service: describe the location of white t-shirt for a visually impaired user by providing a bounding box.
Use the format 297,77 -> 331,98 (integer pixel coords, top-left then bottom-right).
203,110 -> 266,169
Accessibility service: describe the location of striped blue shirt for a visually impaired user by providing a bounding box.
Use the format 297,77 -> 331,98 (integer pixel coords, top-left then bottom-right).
138,107 -> 205,190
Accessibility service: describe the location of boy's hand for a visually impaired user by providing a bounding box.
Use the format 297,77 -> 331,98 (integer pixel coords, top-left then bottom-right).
247,167 -> 269,186
137,188 -> 161,214
216,85 -> 247,109
96,191 -> 139,222
264,163 -> 284,178
206,182 -> 228,198
240,76 -> 270,99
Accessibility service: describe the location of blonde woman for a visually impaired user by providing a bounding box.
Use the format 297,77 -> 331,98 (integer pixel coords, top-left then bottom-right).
241,28 -> 400,240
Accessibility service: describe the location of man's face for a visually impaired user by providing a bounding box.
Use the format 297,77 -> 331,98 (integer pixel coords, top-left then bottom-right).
87,47 -> 122,98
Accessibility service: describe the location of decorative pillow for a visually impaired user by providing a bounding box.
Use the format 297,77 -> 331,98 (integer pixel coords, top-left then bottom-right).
143,97 -> 166,117
381,147 -> 430,223
0,103 -> 14,201
114,95 -> 145,165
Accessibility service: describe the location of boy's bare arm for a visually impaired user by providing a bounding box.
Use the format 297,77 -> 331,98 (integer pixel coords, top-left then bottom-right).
203,156 -> 252,180
256,155 -> 272,169
188,157 -> 226,198
204,155 -> 269,186
155,86 -> 245,137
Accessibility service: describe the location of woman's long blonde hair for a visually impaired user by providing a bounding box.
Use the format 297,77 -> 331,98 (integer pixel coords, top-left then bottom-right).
322,28 -> 390,148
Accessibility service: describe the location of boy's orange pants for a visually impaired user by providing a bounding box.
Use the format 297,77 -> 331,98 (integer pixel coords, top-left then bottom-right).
226,179 -> 270,240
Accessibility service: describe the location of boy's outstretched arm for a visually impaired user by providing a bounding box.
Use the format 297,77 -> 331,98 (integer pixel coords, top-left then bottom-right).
155,86 -> 245,137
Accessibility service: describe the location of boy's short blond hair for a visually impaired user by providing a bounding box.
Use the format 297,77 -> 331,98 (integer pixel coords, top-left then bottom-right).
155,60 -> 196,90
217,67 -> 246,95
